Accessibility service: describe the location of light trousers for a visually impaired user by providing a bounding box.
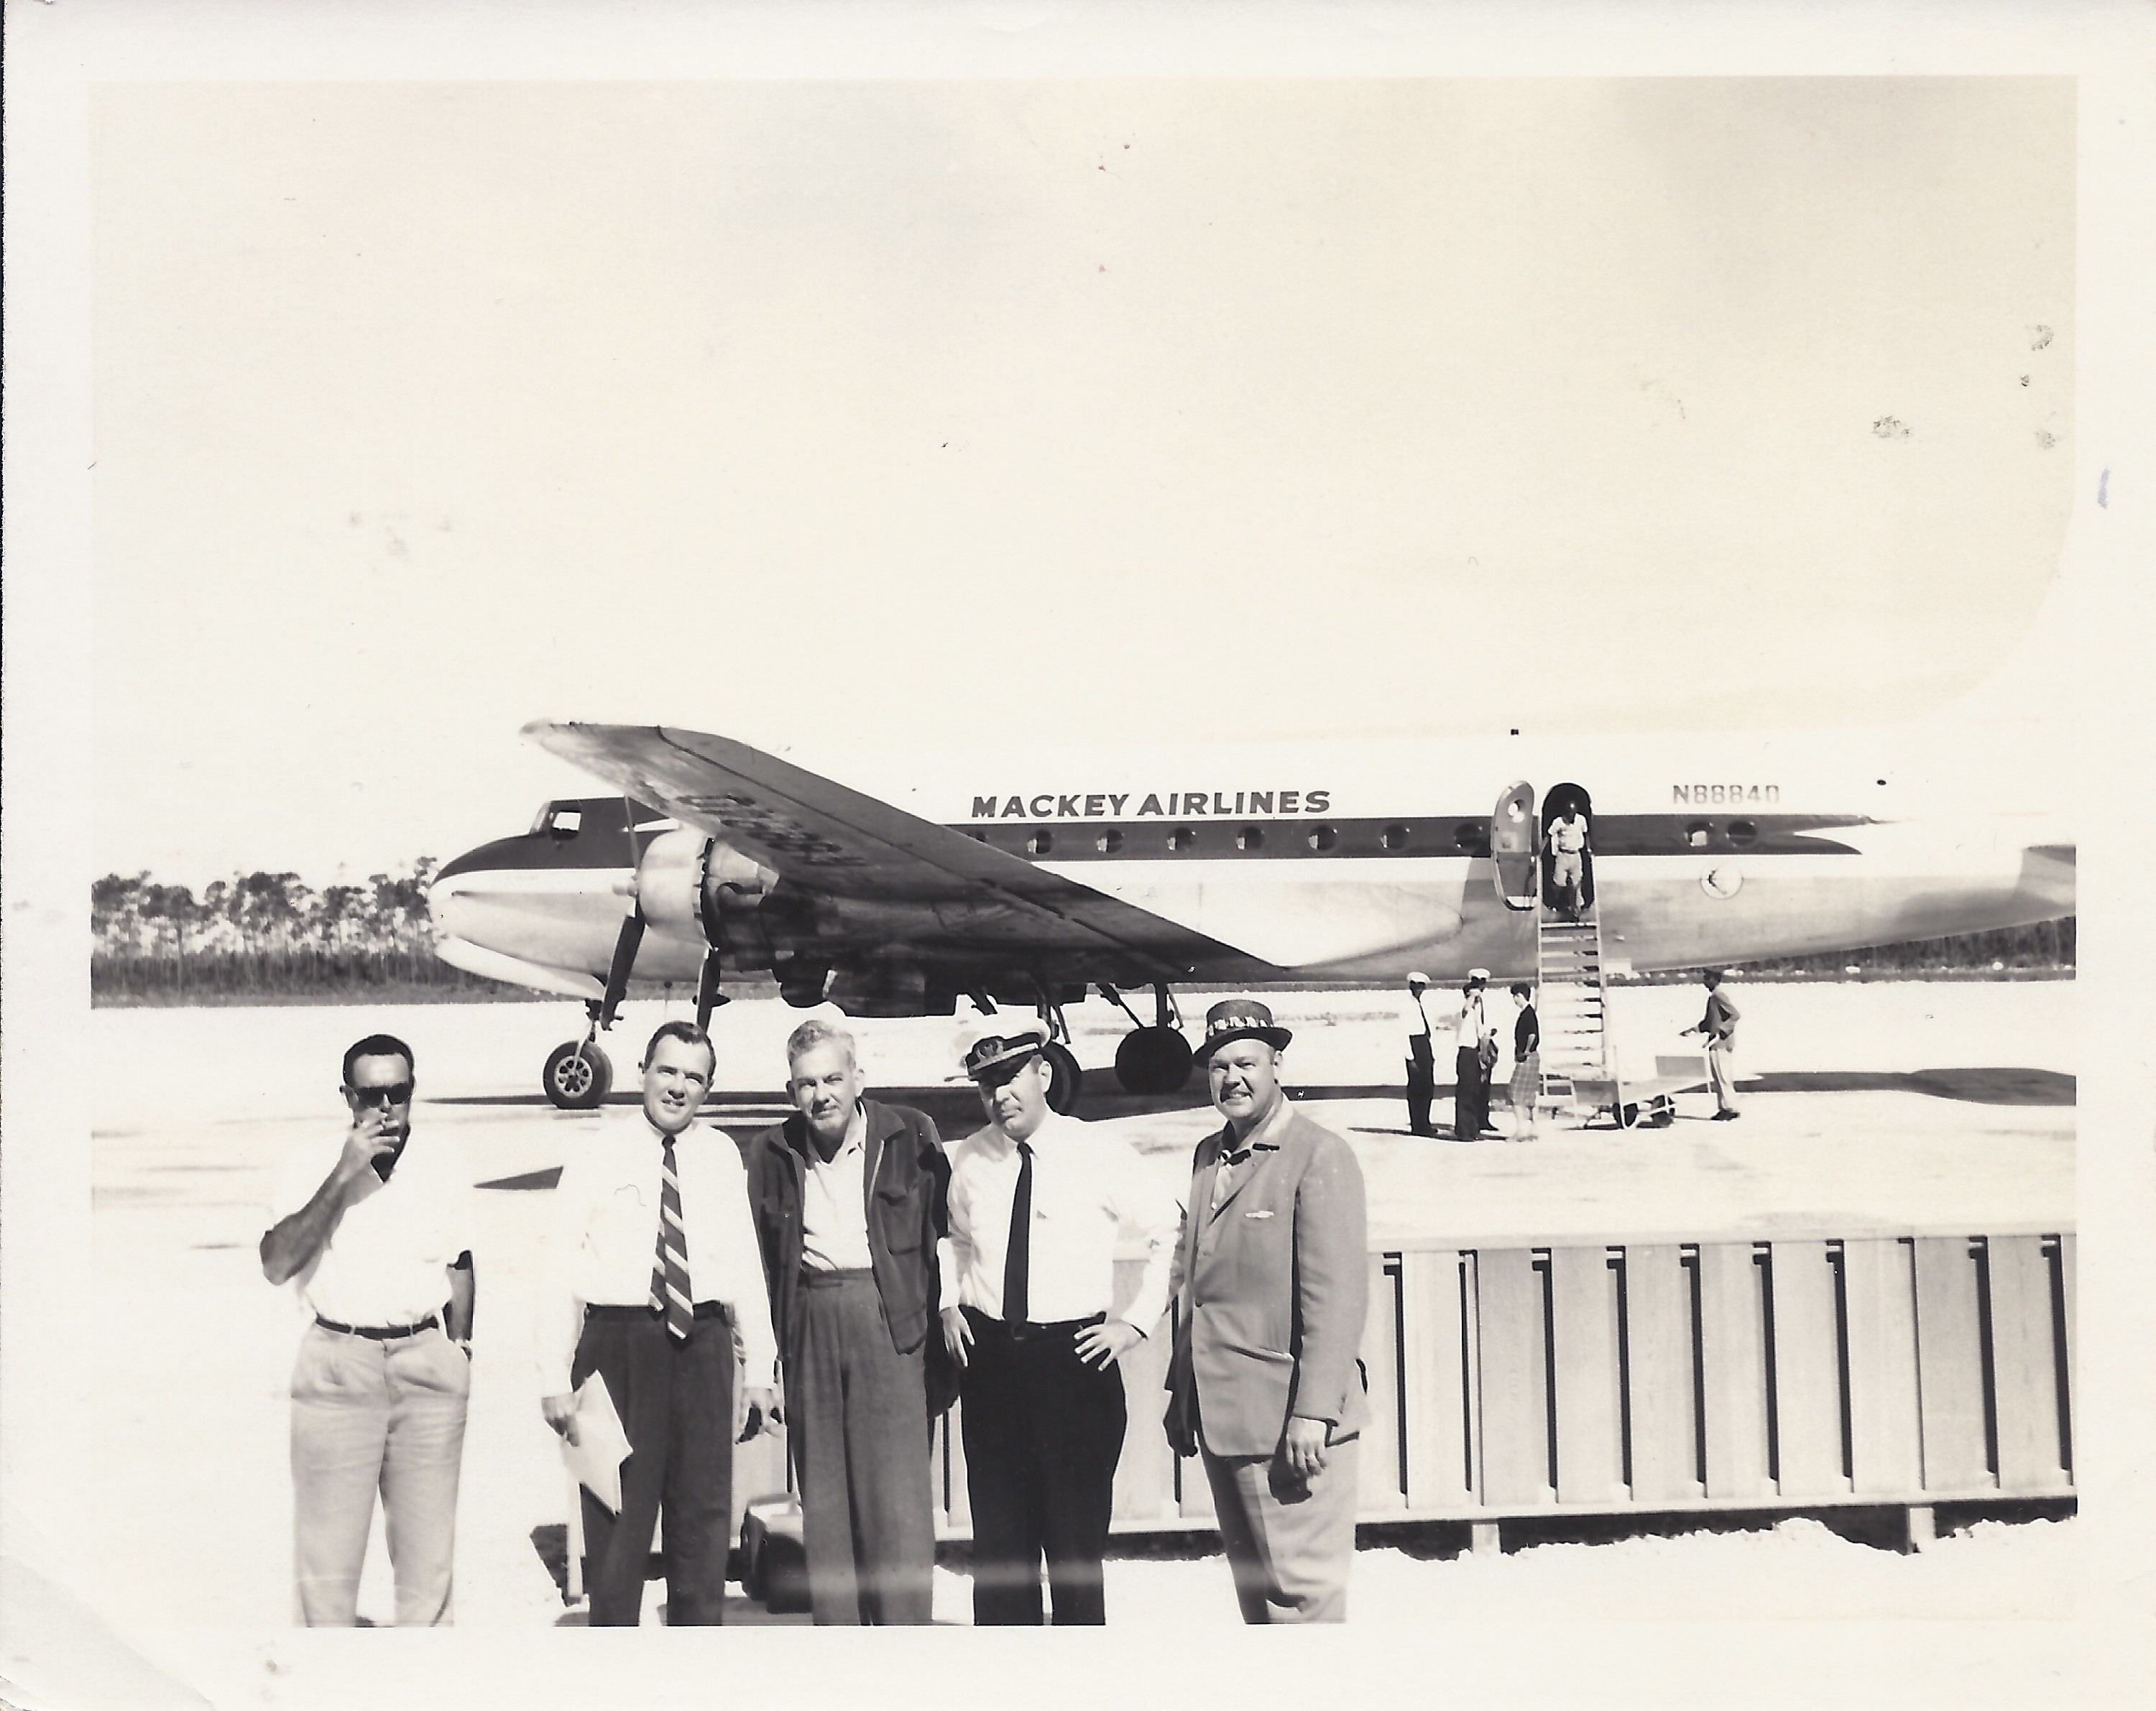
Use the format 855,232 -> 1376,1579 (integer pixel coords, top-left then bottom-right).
1202,1435 -> 1360,1624
289,1322 -> 468,1626
1709,1041 -> 1739,1112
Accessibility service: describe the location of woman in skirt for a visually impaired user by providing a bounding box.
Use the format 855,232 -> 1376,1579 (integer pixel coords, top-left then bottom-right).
1507,982 -> 1540,1140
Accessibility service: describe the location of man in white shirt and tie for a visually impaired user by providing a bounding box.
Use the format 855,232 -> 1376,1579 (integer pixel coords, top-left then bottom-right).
1401,972 -> 1437,1136
1453,969 -> 1498,1141
537,1020 -> 779,1625
938,1018 -> 1183,1624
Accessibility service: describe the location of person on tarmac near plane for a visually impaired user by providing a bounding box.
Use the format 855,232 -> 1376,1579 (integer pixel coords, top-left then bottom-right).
939,1017 -> 1184,1625
1682,970 -> 1744,1120
259,1033 -> 476,1627
1165,1000 -> 1370,1623
1401,972 -> 1438,1137
741,1020 -> 954,1625
1453,970 -> 1498,1140
538,1020 -> 780,1625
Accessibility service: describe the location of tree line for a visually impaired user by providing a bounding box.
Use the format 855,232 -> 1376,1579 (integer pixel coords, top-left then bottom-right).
91,859 -> 2076,1006
91,859 -> 508,1003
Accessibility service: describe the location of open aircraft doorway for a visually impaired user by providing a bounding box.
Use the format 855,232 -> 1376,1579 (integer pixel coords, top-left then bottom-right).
1539,783 -> 1595,916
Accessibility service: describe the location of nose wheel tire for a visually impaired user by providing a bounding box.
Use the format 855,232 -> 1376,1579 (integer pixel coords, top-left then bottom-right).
544,1041 -> 613,1111
1112,1026 -> 1195,1095
1041,1041 -> 1082,1115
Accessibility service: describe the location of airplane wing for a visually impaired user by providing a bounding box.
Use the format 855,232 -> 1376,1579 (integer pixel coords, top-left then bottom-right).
524,722 -> 1280,981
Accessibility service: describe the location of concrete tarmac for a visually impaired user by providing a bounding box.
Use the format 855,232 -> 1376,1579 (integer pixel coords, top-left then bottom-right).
85,977 -> 2072,1631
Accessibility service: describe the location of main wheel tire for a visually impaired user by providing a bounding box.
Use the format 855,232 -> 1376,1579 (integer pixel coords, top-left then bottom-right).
543,1041 -> 612,1111
1113,1026 -> 1195,1094
1041,1040 -> 1082,1114
1617,1100 -> 1641,1130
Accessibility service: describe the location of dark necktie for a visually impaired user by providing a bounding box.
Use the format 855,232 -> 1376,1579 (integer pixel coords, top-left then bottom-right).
1003,1140 -> 1033,1325
1211,1140 -> 1253,1212
649,1135 -> 693,1342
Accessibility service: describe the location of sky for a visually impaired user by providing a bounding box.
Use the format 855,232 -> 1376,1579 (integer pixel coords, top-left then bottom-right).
86,75 -> 2076,887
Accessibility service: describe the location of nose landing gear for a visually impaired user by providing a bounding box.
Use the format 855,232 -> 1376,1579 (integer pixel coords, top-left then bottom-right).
543,1036 -> 612,1110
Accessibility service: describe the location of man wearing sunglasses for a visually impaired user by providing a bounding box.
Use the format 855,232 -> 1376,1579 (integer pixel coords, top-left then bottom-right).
259,1033 -> 476,1625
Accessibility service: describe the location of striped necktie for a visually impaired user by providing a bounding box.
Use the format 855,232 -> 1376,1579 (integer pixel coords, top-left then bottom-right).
1002,1140 -> 1033,1325
650,1135 -> 693,1342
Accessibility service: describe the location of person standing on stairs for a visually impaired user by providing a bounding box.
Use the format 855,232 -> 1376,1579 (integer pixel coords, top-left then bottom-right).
1546,803 -> 1591,923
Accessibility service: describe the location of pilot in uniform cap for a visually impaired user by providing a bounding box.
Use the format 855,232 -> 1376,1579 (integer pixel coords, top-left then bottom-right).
957,1017 -> 1049,1083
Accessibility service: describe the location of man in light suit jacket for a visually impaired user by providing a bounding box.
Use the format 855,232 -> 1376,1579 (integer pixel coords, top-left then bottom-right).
1164,999 -> 1369,1623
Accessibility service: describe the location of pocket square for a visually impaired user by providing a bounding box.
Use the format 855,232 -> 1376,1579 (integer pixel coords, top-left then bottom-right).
1243,1209 -> 1273,1219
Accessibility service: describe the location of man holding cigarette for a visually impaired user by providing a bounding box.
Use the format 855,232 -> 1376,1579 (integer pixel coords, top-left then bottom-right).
259,1033 -> 476,1626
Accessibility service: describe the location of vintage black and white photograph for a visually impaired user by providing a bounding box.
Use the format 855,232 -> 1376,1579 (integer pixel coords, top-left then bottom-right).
5,4 -> 2152,1708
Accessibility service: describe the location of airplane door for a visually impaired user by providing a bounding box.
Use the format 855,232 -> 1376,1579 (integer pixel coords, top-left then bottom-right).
1492,781 -> 1537,910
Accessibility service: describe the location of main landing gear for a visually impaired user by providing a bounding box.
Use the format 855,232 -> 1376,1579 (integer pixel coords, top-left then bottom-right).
1103,983 -> 1195,1097
540,916 -> 727,1112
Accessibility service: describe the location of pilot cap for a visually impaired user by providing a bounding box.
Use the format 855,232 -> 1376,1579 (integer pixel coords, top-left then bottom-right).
1468,967 -> 1491,983
1196,999 -> 1293,1062
1406,972 -> 1430,986
958,1018 -> 1049,1082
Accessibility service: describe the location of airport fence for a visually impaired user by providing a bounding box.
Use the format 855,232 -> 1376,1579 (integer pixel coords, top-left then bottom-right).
719,1228 -> 2073,1582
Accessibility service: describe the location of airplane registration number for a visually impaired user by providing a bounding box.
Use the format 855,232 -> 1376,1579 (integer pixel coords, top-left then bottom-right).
1672,784 -> 1780,804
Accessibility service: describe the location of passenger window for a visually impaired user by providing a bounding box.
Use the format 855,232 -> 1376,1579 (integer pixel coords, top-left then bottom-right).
1095,829 -> 1123,854
1381,824 -> 1410,851
1307,826 -> 1337,852
1238,826 -> 1265,852
1685,822 -> 1712,848
1727,820 -> 1758,847
1026,830 -> 1053,856
1168,828 -> 1197,852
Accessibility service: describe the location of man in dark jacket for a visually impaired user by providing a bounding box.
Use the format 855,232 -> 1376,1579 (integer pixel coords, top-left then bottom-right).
741,1018 -> 952,1624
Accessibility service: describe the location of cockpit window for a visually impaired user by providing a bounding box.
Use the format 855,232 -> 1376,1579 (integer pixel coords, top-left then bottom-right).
529,803 -> 584,838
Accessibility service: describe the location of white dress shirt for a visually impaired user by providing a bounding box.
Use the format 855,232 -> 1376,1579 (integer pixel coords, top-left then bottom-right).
799,1103 -> 873,1273
535,1111 -> 778,1397
1453,992 -> 1491,1050
938,1110 -> 1183,1335
267,1128 -> 475,1328
1401,992 -> 1432,1040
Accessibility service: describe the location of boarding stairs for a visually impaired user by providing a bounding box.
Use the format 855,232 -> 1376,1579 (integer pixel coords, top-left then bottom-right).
1534,905 -> 1612,1125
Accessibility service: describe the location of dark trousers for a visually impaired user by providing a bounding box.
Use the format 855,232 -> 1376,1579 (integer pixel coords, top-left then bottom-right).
1405,1036 -> 1436,1134
957,1306 -> 1125,1625
1455,1047 -> 1490,1139
571,1306 -> 737,1626
789,1270 -> 935,1625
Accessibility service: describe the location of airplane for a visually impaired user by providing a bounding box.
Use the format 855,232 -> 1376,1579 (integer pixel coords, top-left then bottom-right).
428,647 -> 2074,1112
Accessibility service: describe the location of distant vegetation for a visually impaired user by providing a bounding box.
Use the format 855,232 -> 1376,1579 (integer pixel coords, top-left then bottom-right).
91,860 -> 2074,1006
91,860 -> 514,1005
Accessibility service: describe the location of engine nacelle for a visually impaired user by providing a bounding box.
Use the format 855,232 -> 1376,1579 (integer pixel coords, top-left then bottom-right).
632,829 -> 775,944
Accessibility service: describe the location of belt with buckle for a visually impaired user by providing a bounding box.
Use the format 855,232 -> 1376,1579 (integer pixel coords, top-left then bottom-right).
963,1305 -> 1106,1342
315,1314 -> 439,1340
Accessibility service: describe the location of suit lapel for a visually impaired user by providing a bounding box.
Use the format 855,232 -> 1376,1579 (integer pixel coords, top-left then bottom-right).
859,1102 -> 886,1224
